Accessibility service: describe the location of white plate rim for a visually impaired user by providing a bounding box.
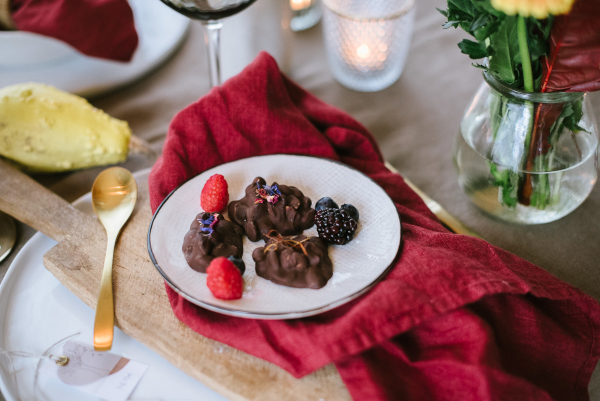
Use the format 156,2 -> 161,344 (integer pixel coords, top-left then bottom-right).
147,154 -> 402,320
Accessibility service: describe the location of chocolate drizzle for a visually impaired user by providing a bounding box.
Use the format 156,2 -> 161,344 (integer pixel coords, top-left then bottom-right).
228,177 -> 315,242
252,234 -> 333,289
182,212 -> 243,273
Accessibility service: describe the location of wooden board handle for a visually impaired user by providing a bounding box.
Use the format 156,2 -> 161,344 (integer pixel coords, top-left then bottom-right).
0,158 -> 91,242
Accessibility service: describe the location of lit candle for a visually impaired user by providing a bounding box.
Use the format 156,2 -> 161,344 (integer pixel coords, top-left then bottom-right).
290,0 -> 311,11
356,44 -> 371,60
339,19 -> 390,72
322,0 -> 416,91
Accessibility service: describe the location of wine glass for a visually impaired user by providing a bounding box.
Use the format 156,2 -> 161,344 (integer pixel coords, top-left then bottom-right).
160,0 -> 257,88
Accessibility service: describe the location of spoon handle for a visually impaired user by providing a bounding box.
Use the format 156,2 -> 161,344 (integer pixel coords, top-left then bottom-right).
94,232 -> 117,351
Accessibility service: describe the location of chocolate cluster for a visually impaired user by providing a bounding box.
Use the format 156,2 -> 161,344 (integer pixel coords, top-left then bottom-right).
182,212 -> 244,273
252,234 -> 333,289
228,177 -> 315,242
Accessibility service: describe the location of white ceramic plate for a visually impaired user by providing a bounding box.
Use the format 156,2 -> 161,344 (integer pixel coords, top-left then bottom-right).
0,0 -> 190,98
149,155 -> 402,319
0,169 -> 230,401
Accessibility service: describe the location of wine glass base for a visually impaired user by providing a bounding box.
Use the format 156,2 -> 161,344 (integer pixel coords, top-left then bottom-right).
0,211 -> 17,263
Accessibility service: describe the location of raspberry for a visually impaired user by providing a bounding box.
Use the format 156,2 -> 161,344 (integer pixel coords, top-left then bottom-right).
206,257 -> 243,300
201,174 -> 229,212
315,208 -> 358,245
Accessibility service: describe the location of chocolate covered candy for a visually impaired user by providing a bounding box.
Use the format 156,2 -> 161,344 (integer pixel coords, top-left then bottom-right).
228,177 -> 315,242
182,212 -> 243,273
252,233 -> 333,289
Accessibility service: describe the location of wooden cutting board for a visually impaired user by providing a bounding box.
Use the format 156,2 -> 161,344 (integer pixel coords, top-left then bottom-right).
0,159 -> 351,401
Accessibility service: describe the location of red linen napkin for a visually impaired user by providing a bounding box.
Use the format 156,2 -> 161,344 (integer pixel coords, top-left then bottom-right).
149,52 -> 600,401
5,0 -> 138,62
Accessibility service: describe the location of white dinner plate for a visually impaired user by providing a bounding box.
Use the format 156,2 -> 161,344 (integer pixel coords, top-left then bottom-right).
149,155 -> 402,319
0,169 -> 230,401
0,0 -> 190,98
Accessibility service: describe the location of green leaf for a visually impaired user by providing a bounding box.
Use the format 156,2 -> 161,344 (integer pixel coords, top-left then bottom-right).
473,18 -> 502,41
488,16 -> 521,84
448,0 -> 477,16
561,98 -> 588,133
470,12 -> 489,31
490,164 -> 519,207
443,21 -> 459,29
472,0 -> 504,17
527,18 -> 549,63
439,0 -> 510,64
530,15 -> 553,40
534,74 -> 542,91
530,158 -> 551,209
438,3 -> 476,31
458,39 -> 492,59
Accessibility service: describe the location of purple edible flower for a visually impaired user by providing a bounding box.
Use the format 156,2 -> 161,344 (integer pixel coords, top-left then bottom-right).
255,182 -> 281,204
199,213 -> 219,234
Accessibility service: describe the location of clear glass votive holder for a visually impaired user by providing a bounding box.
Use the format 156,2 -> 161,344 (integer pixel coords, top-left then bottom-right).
289,0 -> 322,31
322,0 -> 416,92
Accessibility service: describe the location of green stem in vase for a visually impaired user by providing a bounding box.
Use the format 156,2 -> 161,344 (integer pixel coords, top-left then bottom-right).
515,15 -> 538,208
517,16 -> 534,93
517,15 -> 534,156
517,15 -> 534,153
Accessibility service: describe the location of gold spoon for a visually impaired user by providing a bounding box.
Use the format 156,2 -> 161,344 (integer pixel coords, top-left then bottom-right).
92,167 -> 137,351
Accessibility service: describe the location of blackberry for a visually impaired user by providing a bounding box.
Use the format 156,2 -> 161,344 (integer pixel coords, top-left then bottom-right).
228,256 -> 246,275
315,197 -> 339,212
315,208 -> 358,245
340,204 -> 359,222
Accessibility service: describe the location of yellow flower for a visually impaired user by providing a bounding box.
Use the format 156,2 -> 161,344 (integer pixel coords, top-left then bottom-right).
490,0 -> 576,19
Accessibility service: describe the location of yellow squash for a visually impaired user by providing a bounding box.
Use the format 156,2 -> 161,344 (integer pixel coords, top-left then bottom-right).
0,83 -> 131,172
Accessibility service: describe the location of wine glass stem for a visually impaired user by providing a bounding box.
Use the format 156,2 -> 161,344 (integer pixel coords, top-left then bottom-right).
202,20 -> 223,88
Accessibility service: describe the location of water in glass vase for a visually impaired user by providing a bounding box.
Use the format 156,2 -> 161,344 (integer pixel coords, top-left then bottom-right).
454,127 -> 598,224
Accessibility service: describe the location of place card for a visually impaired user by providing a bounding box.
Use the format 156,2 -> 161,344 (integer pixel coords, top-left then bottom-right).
40,341 -> 148,401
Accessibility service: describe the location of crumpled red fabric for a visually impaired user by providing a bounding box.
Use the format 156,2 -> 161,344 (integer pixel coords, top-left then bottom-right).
8,0 -> 138,62
149,52 -> 600,401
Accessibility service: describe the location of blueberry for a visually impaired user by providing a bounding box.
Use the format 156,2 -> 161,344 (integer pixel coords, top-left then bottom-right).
228,256 -> 245,275
315,197 -> 339,211
340,204 -> 359,222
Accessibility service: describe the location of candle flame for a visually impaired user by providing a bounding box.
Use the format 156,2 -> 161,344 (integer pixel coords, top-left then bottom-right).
290,0 -> 311,11
356,45 -> 371,59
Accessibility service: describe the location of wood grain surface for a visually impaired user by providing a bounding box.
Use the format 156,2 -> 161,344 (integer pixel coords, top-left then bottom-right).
0,159 -> 94,242
0,160 -> 350,401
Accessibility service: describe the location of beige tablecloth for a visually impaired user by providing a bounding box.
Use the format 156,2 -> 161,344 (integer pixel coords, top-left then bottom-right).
2,0 -> 599,398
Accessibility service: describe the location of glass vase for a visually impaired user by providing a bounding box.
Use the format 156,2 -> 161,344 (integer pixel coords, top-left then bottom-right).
454,72 -> 599,224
